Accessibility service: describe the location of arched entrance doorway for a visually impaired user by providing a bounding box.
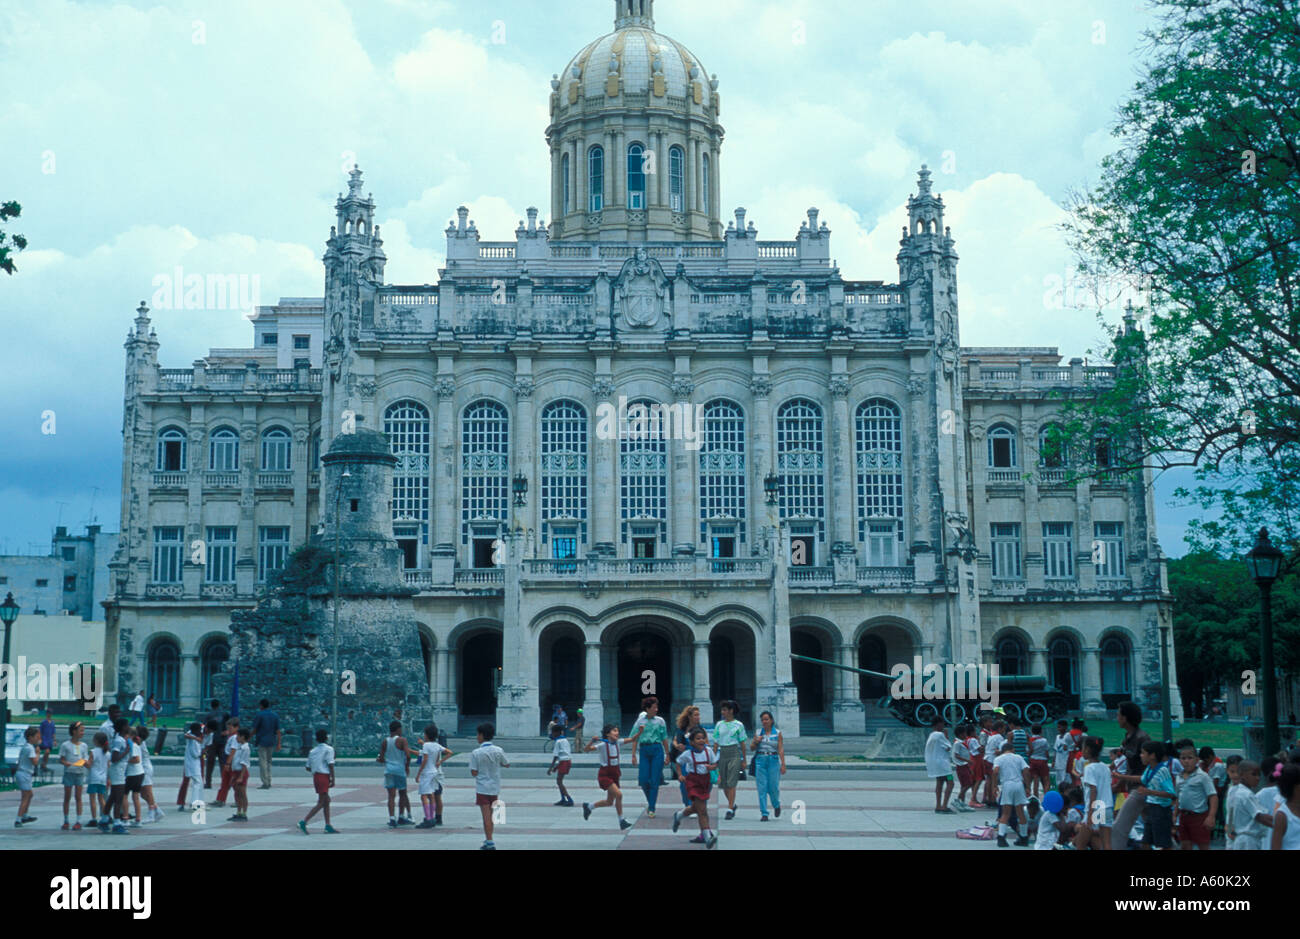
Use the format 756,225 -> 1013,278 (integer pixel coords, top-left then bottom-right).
460,632 -> 502,728
858,634 -> 888,699
709,622 -> 757,727
617,631 -> 672,727
539,624 -> 585,734
790,629 -> 829,732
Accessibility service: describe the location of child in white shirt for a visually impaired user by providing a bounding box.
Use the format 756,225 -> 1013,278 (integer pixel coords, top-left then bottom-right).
672,726 -> 718,849
547,727 -> 575,808
416,723 -> 453,828
1079,736 -> 1114,849
924,718 -> 955,813
300,728 -> 337,834
228,728 -> 252,822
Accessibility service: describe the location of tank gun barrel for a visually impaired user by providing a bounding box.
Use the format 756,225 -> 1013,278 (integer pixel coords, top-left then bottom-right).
790,652 -> 896,684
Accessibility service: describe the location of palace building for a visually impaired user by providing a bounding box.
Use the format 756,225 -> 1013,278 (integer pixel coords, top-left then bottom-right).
104,0 -> 1180,736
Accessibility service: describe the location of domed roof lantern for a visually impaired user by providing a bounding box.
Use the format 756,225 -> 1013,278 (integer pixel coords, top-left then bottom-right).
615,0 -> 655,29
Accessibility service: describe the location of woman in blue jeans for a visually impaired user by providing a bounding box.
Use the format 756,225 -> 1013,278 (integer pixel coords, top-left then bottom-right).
750,710 -> 786,820
626,696 -> 670,816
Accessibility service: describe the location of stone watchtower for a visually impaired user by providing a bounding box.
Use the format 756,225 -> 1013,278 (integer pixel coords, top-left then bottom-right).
216,417 -> 432,755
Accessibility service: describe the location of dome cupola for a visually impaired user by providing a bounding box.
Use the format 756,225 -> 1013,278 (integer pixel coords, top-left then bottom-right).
546,0 -> 724,242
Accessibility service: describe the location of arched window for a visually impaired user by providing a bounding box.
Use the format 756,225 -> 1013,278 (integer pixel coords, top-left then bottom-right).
561,152 -> 571,214
620,399 -> 667,550
702,152 -> 710,211
670,146 -> 685,212
1048,636 -> 1079,697
1038,424 -> 1068,468
627,143 -> 646,210
699,400 -> 746,546
1095,433 -> 1116,469
208,427 -> 239,472
540,400 -> 588,525
461,401 -> 510,544
855,398 -> 904,564
260,428 -> 291,471
996,635 -> 1028,676
777,399 -> 825,526
200,639 -> 229,703
386,400 -> 430,566
1101,635 -> 1132,695
988,423 -> 1017,468
156,427 -> 187,472
588,146 -> 604,212
147,640 -> 180,713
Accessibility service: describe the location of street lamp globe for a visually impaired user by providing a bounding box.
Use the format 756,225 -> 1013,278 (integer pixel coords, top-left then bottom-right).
0,592 -> 18,626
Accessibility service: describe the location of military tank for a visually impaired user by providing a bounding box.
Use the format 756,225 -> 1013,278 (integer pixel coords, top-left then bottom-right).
790,653 -> 1071,727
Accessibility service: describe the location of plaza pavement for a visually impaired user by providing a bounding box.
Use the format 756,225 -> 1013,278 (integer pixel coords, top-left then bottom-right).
0,759 -> 997,850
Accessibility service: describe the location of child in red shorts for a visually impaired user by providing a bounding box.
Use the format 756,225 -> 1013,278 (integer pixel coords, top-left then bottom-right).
299,728 -> 337,834
672,726 -> 718,848
582,724 -> 631,830
547,726 -> 574,807
1176,744 -> 1218,850
1027,723 -> 1051,798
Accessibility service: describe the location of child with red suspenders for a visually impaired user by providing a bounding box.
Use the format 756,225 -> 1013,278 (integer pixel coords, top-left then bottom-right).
582,724 -> 633,830
967,723 -> 986,808
672,726 -> 718,849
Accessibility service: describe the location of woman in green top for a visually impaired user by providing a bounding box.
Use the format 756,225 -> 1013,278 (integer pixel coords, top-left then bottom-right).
711,700 -> 746,819
626,696 -> 670,816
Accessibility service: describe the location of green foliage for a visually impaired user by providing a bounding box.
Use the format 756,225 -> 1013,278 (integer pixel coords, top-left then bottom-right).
1169,552 -> 1300,711
0,201 -> 27,275
1060,0 -> 1300,561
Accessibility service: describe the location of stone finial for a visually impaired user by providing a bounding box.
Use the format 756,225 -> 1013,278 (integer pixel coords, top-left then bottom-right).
551,74 -> 560,91
526,206 -> 539,232
734,207 -> 747,231
917,164 -> 933,195
807,207 -> 820,230
348,164 -> 364,196
457,206 -> 469,232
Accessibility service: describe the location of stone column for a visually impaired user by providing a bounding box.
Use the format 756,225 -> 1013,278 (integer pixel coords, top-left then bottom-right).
604,132 -> 614,210
750,376 -> 772,551
583,641 -> 605,735
1030,646 -> 1047,678
829,375 -> 856,582
432,378 -> 457,583
832,641 -> 865,733
693,640 -> 715,725
710,147 -> 721,224
578,138 -> 589,215
514,377 -> 535,539
671,376 -> 696,555
434,648 -> 451,715
656,131 -> 667,207
614,130 -> 625,209
180,654 -> 200,713
591,377 -> 616,555
692,138 -> 702,212
495,533 -> 536,736
1082,647 -> 1105,717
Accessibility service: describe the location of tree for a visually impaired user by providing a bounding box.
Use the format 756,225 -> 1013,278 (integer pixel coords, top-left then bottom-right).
1169,552 -> 1300,714
1059,0 -> 1300,561
0,201 -> 27,275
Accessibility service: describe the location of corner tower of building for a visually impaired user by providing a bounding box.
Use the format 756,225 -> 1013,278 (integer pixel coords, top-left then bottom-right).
547,0 -> 724,242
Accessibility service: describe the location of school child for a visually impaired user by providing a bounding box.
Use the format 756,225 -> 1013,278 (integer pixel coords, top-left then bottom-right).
203,718 -> 223,788
1065,720 -> 1087,787
952,724 -> 975,811
992,741 -> 1031,847
1134,741 -> 1177,850
1077,736 -> 1114,850
965,723 -> 986,808
672,725 -> 719,848
378,719 -> 415,827
1035,790 -> 1071,850
1270,763 -> 1300,850
101,718 -> 132,834
228,727 -> 252,822
1176,743 -> 1217,850
13,726 -> 40,827
178,721 -> 204,809
124,726 -> 146,827
547,722 -> 575,807
38,710 -> 56,769
86,732 -> 110,826
1052,719 -> 1071,787
1256,756 -> 1285,819
213,718 -> 239,807
1225,761 -> 1272,850
467,722 -> 509,850
982,720 -> 1006,808
133,726 -> 162,824
59,721 -> 89,830
300,728 -> 338,834
711,699 -> 747,820
924,717 -> 955,813
1108,747 -> 1129,809
1027,724 -> 1050,798
582,724 -> 633,830
415,723 -> 452,828
1008,716 -> 1029,759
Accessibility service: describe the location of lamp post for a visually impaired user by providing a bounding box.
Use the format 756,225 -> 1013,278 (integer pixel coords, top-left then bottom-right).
1158,623 -> 1173,745
0,593 -> 19,771
1245,527 -> 1284,757
512,472 -> 528,507
330,471 -> 352,746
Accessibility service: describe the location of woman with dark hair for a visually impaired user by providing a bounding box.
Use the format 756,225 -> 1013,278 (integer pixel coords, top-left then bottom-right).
750,710 -> 785,820
672,705 -> 701,806
711,699 -> 747,820
625,696 -> 670,816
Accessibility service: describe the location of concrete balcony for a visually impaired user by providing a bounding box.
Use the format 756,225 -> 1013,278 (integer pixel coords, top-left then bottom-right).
990,578 -> 1027,596
455,568 -> 505,587
788,565 -> 833,585
522,556 -> 770,584
152,472 -> 187,488
204,472 -> 239,489
256,472 -> 293,489
856,566 -> 915,587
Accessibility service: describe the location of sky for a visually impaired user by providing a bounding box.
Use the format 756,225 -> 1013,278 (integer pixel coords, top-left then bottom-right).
0,0 -> 1207,557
